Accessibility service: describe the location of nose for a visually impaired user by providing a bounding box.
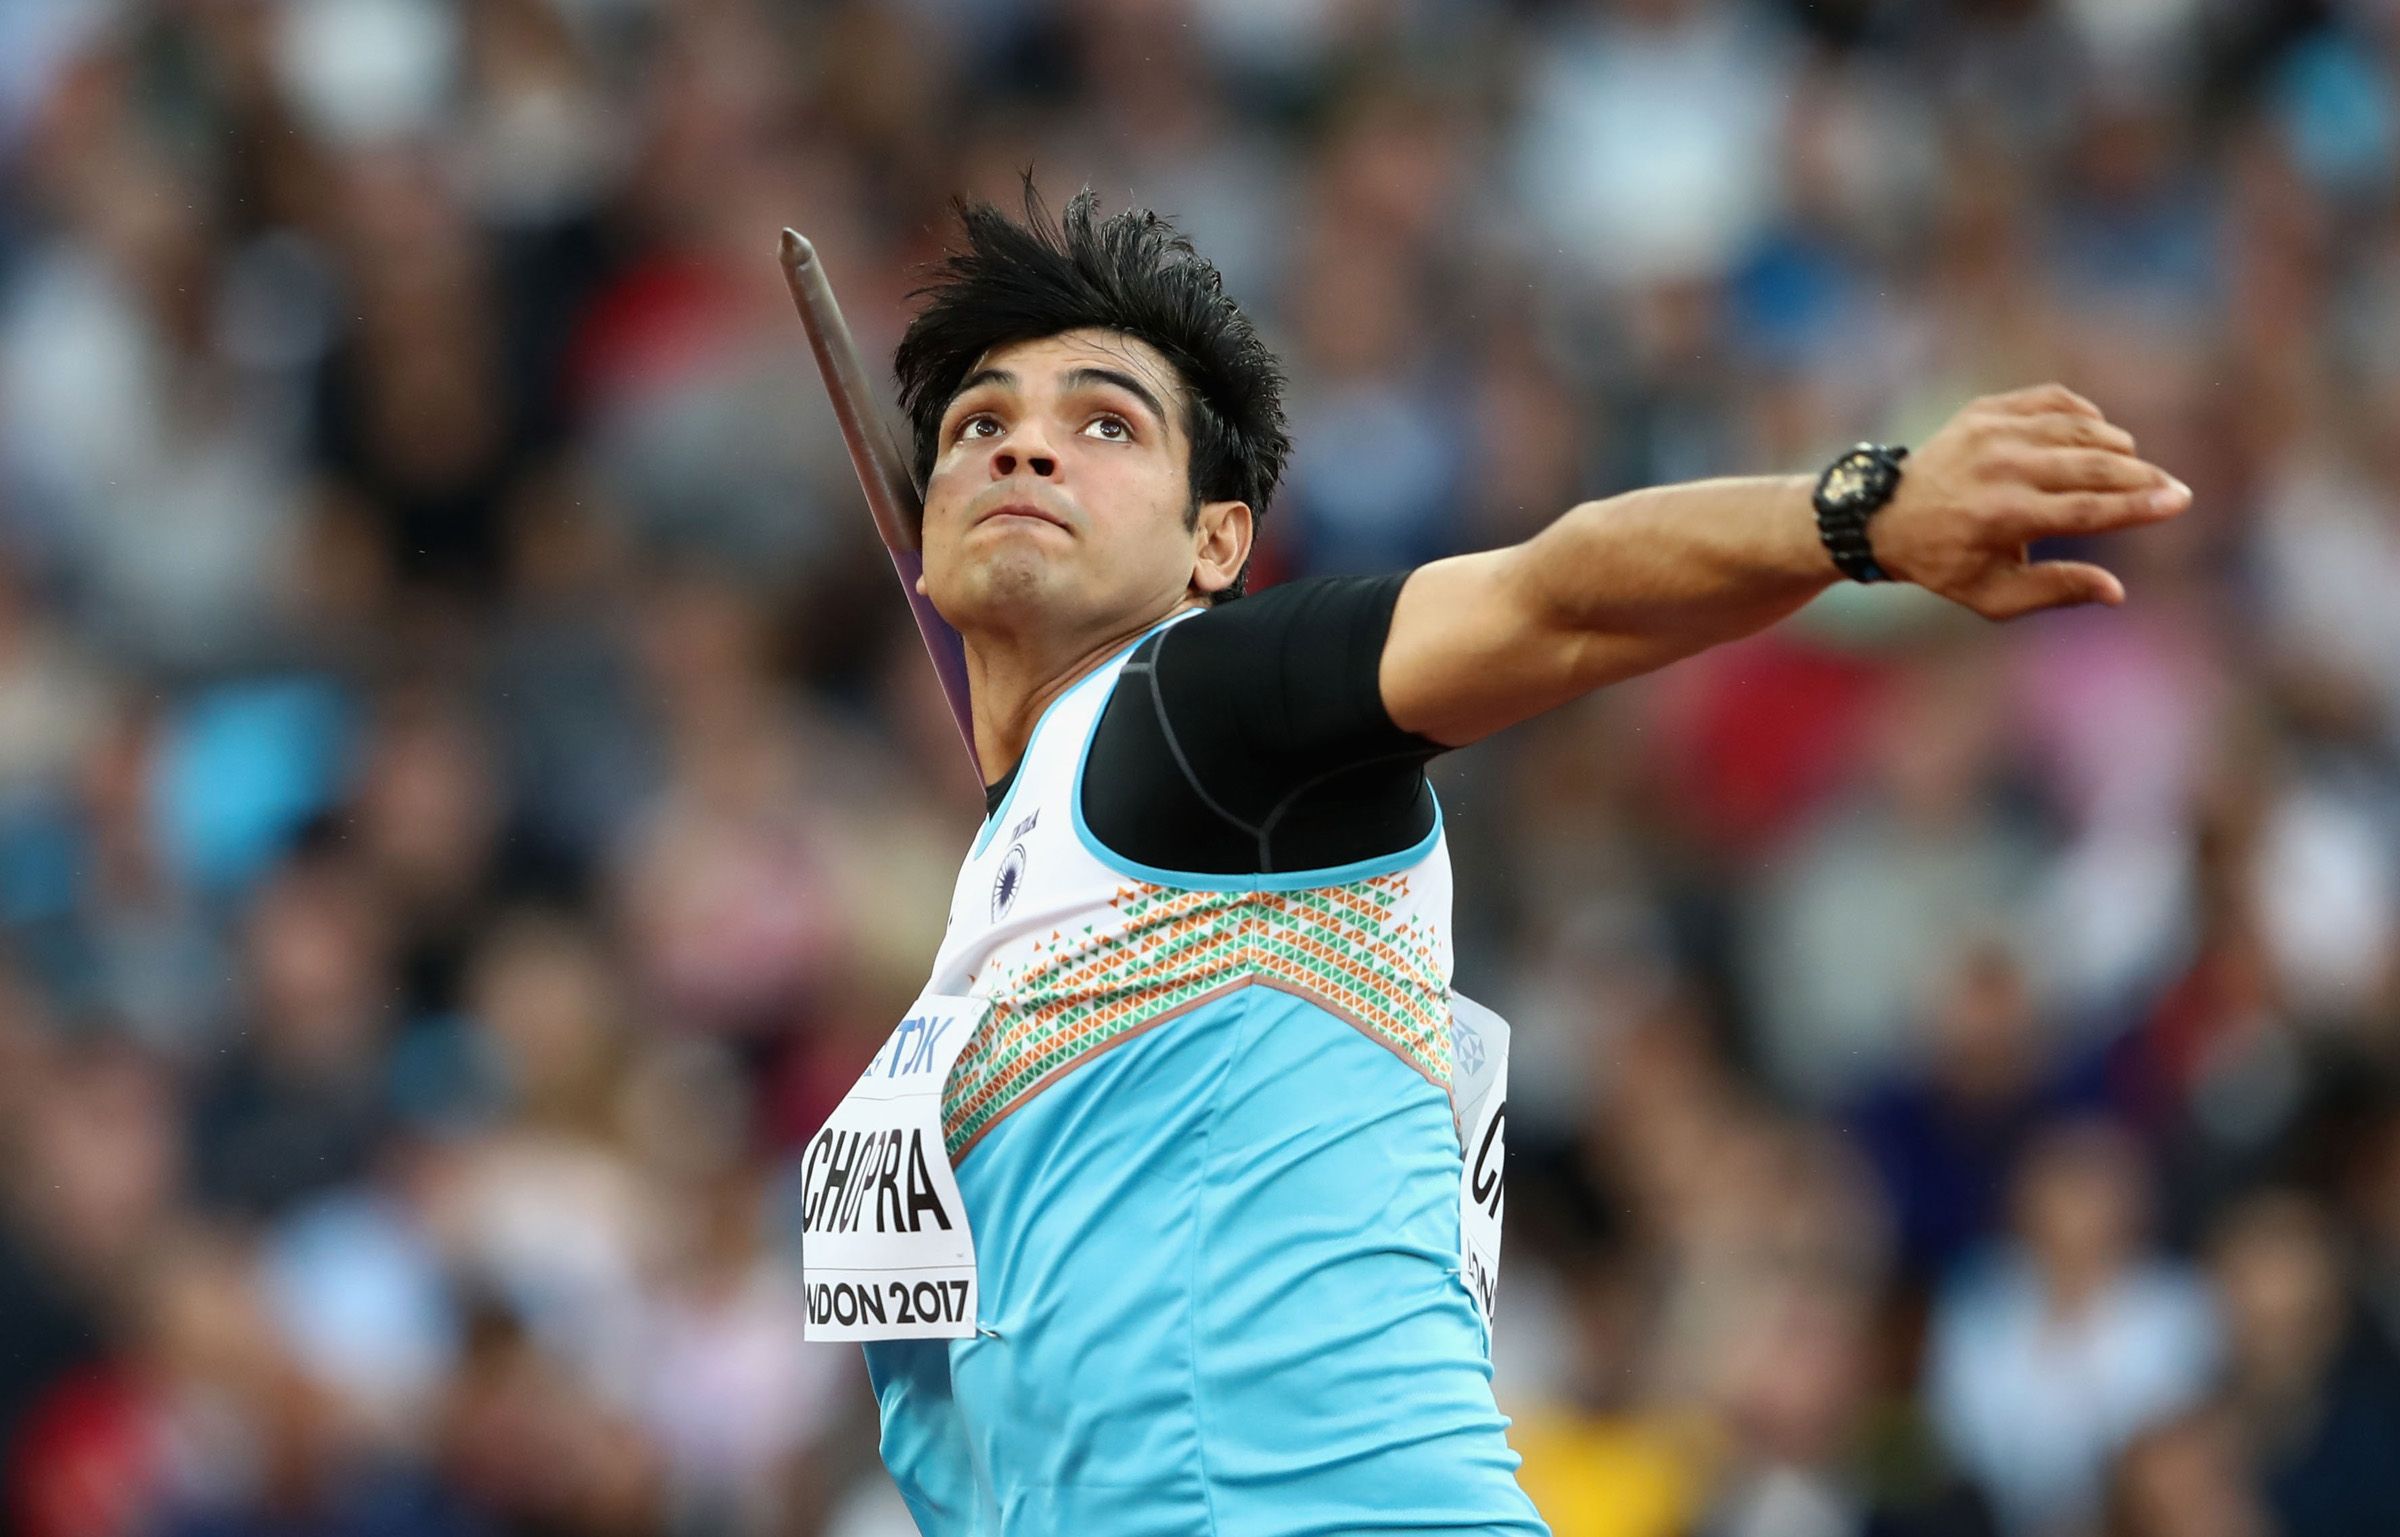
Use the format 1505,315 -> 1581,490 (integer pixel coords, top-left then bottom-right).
989,426 -> 1060,481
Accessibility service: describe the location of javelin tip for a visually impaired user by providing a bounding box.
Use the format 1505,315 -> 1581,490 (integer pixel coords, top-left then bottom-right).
779,228 -> 814,270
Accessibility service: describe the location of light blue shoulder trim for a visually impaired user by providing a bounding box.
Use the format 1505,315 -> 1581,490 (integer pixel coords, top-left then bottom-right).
1067,667 -> 1444,894
970,609 -> 1198,858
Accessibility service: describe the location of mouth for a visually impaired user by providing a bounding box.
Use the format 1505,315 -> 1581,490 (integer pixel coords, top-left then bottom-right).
975,499 -> 1071,533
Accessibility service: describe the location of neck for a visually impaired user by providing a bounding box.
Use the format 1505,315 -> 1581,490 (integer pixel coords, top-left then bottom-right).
967,603 -> 1198,790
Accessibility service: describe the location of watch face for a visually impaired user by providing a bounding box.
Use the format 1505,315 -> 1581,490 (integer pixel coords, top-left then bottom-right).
1825,459 -> 1869,503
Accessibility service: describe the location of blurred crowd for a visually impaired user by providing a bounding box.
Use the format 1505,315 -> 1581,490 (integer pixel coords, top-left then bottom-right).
2,0 -> 2399,1534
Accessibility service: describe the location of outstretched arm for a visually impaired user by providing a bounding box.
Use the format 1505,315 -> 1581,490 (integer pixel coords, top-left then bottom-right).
1380,384 -> 2192,748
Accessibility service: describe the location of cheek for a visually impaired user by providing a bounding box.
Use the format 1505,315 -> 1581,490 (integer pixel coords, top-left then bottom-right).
921,464 -> 976,538
1086,451 -> 1186,534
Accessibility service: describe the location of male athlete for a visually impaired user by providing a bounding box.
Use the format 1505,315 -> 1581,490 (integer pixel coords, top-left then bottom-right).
802,186 -> 2189,1535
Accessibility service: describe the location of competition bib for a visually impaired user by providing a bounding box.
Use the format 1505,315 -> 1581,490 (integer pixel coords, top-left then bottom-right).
800,993 -> 985,1341
1448,991 -> 1510,1330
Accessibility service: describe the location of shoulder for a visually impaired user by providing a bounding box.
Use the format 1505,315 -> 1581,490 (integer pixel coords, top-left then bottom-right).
1079,575 -> 1441,873
1134,572 -> 1422,727
1152,573 -> 1417,655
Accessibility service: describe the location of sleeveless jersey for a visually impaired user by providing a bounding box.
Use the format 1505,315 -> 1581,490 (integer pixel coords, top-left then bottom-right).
862,610 -> 1548,1536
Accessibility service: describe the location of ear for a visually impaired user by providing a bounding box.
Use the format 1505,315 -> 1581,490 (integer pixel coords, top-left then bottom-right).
1189,500 -> 1253,597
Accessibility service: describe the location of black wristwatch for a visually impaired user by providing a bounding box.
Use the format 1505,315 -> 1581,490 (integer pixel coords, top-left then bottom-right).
1813,443 -> 1908,583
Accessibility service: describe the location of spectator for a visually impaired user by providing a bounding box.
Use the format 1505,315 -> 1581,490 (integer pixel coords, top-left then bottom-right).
1850,937 -> 2106,1287
1926,1120 -> 2219,1536
2205,1189 -> 2400,1537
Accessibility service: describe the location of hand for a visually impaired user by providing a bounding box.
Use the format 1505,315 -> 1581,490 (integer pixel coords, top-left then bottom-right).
1868,384 -> 2191,619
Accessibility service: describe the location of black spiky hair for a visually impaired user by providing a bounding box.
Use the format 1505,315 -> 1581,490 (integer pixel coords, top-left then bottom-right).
893,180 -> 1291,599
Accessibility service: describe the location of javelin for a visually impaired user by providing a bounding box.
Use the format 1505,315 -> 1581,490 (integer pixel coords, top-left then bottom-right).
779,228 -> 982,781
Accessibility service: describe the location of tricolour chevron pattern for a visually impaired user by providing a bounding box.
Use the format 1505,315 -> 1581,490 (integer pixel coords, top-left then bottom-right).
943,872 -> 1450,1157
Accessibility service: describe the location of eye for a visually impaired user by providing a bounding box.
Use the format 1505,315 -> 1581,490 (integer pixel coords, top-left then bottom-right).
954,413 -> 1001,443
1083,414 -> 1132,442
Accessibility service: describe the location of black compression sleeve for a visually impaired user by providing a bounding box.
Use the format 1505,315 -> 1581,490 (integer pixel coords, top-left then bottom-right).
1079,572 -> 1446,876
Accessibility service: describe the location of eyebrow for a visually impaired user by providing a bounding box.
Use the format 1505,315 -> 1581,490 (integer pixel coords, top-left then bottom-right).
952,366 -> 1016,401
1062,366 -> 1171,430
946,364 -> 1174,433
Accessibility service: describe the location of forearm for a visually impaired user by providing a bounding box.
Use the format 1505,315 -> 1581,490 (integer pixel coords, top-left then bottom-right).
1523,475 -> 1839,660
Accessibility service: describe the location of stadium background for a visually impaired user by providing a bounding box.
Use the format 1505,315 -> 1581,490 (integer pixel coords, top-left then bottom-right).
3,0 -> 2399,1533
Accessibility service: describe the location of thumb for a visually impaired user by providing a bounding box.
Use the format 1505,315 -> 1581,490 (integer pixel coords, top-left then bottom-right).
1979,560 -> 2124,619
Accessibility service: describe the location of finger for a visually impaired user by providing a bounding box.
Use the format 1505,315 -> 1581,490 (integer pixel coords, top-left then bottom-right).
2001,447 -> 2168,495
1999,412 -> 2137,456
1992,478 -> 2191,539
1984,382 -> 2105,421
1973,561 -> 2126,620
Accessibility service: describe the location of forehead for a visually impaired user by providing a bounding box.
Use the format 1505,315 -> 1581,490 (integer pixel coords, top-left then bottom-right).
959,328 -> 1184,415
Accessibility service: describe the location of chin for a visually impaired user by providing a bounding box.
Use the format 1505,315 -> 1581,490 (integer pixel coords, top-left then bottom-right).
942,550 -> 1057,629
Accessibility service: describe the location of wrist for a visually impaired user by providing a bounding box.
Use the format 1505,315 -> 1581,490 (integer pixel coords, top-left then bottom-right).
1778,475 -> 1847,589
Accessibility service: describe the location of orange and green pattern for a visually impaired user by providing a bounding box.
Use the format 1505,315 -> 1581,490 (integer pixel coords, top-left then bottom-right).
944,872 -> 1451,1158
